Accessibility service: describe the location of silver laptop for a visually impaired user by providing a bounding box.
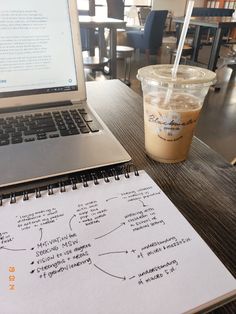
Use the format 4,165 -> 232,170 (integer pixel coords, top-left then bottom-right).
0,0 -> 130,188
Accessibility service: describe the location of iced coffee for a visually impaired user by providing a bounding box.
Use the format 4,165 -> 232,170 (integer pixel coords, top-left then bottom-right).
137,65 -> 216,163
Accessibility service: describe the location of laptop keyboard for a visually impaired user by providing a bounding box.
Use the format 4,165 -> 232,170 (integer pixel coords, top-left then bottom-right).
0,108 -> 101,146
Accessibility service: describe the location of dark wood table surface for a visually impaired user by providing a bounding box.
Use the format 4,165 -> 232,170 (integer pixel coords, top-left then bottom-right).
1,80 -> 235,313
174,16 -> 236,71
86,80 -> 236,313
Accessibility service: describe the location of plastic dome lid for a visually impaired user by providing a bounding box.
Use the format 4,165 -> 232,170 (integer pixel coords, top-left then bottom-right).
137,64 -> 216,85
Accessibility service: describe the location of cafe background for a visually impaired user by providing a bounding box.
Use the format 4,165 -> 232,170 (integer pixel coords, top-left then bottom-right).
77,1 -> 205,17
77,1 -> 236,32
77,0 -> 236,164
77,0 -> 236,16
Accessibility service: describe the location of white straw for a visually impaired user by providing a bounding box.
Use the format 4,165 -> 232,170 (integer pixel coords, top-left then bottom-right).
172,0 -> 195,78
164,0 -> 195,104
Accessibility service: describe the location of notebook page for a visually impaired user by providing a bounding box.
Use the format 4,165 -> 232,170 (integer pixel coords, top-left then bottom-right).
0,171 -> 235,314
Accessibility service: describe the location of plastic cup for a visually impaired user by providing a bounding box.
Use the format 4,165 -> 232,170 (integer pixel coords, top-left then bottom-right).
137,64 -> 216,163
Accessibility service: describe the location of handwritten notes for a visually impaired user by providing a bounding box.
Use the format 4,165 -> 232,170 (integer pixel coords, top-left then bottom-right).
0,171 -> 235,314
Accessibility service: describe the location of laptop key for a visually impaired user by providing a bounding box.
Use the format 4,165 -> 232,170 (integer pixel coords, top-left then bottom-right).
5,117 -> 15,121
59,130 -> 70,136
75,121 -> 86,127
12,137 -> 23,144
78,108 -> 86,113
58,125 -> 67,130
24,137 -> 35,142
81,113 -> 93,122
37,133 -> 47,140
23,130 -> 37,136
4,127 -> 15,134
49,134 -> 60,138
0,139 -> 10,146
30,125 -> 57,132
11,131 -> 22,137
60,129 -> 79,136
87,122 -> 100,132
17,126 -> 28,132
24,126 -> 57,136
66,123 -> 77,129
74,118 -> 84,124
69,129 -> 79,136
79,126 -> 90,134
0,134 -> 10,140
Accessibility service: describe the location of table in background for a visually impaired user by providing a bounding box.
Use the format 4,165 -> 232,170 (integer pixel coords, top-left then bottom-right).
174,16 -> 236,71
1,80 -> 235,313
79,16 -> 126,79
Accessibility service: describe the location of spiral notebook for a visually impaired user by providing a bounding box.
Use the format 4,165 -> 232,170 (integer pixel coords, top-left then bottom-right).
0,169 -> 235,314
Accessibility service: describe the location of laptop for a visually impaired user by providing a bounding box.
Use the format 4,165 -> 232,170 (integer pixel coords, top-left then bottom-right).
0,0 -> 131,188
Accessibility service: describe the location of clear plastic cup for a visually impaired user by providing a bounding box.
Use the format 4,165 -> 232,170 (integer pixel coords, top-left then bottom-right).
137,64 -> 216,163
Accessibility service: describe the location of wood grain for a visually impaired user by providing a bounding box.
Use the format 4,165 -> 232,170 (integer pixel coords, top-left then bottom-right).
86,79 -> 236,314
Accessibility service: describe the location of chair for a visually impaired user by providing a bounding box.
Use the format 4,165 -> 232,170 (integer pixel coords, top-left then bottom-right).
138,7 -> 151,26
126,10 -> 168,63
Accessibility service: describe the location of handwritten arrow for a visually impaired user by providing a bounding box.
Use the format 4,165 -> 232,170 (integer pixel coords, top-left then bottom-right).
1,247 -> 27,252
69,214 -> 76,231
106,197 -> 119,202
138,200 -> 148,207
94,264 -> 126,280
98,250 -> 128,256
39,228 -> 43,242
95,222 -> 125,240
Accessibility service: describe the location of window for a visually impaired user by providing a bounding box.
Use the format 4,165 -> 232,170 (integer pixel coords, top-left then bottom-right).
77,0 -> 89,10
225,0 -> 236,8
125,0 -> 151,5
206,0 -> 220,7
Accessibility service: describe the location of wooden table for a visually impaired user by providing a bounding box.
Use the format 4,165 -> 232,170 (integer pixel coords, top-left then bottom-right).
79,16 -> 126,79
86,80 -> 236,313
1,80 -> 235,313
174,16 -> 236,71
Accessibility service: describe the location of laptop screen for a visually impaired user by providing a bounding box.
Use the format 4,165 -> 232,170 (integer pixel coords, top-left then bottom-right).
0,0 -> 84,105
